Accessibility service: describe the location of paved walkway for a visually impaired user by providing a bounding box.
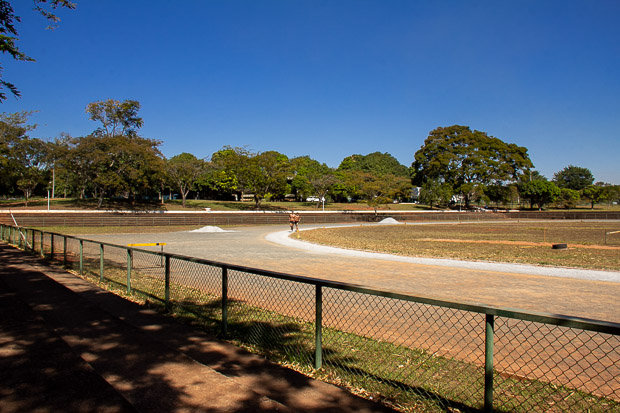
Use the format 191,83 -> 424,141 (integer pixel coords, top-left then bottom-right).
85,224 -> 620,322
0,242 -> 393,413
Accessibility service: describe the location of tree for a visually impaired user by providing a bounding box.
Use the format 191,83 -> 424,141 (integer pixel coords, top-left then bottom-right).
519,180 -> 561,210
582,183 -> 612,209
338,152 -> 409,177
45,132 -> 73,197
552,165 -> 594,191
0,0 -> 76,101
556,188 -> 580,209
167,153 -> 205,208
484,184 -> 512,207
85,99 -> 144,137
290,156 -> 337,206
243,150 -> 290,207
0,111 -> 38,196
411,125 -> 533,208
210,146 -> 251,200
69,135 -> 164,208
419,179 -> 453,209
13,136 -> 48,205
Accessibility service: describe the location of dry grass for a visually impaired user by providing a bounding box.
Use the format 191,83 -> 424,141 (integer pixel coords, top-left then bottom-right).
298,221 -> 620,271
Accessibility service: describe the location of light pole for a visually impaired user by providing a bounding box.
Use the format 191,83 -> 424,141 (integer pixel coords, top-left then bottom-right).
47,181 -> 51,211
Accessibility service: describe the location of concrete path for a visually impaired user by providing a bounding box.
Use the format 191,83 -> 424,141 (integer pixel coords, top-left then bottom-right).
0,243 -> 393,413
84,224 -> 620,323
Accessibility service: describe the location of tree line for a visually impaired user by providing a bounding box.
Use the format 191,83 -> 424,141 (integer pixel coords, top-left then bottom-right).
1,100 -> 618,210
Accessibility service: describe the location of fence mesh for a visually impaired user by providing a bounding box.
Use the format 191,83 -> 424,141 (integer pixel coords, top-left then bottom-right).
227,270 -> 316,369
493,318 -> 620,412
1,225 -> 619,413
322,289 -> 485,411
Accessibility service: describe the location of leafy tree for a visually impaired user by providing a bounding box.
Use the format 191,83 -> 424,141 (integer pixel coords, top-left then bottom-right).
411,125 -> 533,208
290,156 -> 337,206
69,135 -> 164,208
44,132 -> 72,198
338,152 -> 409,177
552,165 -> 594,191
0,0 -> 75,101
244,150 -> 290,207
419,179 -> 453,209
556,188 -> 580,209
519,180 -> 561,210
210,146 -> 251,199
85,99 -> 144,137
13,136 -> 48,205
484,184 -> 512,207
582,183 -> 612,209
210,147 -> 290,208
0,111 -> 38,195
166,153 -> 205,208
519,170 -> 547,182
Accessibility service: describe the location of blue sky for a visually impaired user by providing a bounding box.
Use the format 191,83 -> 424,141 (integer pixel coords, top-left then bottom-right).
3,0 -> 619,183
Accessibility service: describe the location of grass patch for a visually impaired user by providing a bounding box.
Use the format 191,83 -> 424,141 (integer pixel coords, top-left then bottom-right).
298,222 -> 620,271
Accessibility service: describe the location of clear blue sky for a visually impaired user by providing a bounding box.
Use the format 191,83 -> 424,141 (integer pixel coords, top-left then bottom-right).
3,0 -> 619,183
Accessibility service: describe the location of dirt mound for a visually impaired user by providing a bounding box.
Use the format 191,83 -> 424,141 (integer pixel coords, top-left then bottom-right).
378,218 -> 400,224
190,226 -> 235,233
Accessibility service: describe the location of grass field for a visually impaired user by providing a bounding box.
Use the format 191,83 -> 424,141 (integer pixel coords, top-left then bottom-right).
298,221 -> 620,271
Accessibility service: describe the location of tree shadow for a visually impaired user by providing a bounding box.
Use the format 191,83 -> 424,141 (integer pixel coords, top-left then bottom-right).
0,245 -> 287,412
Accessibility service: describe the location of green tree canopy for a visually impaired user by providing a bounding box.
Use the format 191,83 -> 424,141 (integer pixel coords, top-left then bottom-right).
419,179 -> 453,209
556,187 -> 580,209
582,183 -> 612,209
85,99 -> 144,138
552,165 -> 594,191
338,152 -> 409,177
0,111 -> 39,195
167,152 -> 206,208
519,180 -> 561,210
290,155 -> 337,205
69,135 -> 164,208
411,125 -> 533,208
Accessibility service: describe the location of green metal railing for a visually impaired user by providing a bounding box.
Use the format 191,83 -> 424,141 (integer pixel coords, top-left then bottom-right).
2,224 -> 619,412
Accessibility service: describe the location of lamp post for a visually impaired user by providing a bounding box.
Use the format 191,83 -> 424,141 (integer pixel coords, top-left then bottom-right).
47,181 -> 51,211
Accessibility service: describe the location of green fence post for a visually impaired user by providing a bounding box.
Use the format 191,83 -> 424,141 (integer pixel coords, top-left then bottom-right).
63,236 -> 67,267
484,314 -> 495,413
99,244 -> 104,282
164,255 -> 171,312
222,266 -> 228,336
315,284 -> 323,369
127,249 -> 132,294
79,240 -> 83,275
50,234 -> 54,261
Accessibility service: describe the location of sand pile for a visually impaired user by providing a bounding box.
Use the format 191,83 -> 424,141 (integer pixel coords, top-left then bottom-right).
190,226 -> 235,233
378,218 -> 400,224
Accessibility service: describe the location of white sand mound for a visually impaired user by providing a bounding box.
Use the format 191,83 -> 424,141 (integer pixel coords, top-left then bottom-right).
190,226 -> 235,233
378,217 -> 400,224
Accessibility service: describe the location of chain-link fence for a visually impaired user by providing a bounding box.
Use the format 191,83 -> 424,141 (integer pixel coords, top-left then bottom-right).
2,224 -> 619,412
